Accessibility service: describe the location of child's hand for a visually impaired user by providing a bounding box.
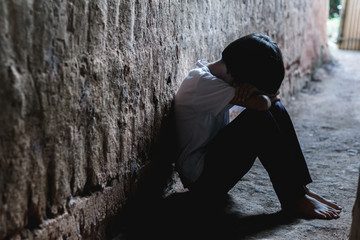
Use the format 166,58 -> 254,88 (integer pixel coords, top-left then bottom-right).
233,83 -> 260,103
267,91 -> 281,103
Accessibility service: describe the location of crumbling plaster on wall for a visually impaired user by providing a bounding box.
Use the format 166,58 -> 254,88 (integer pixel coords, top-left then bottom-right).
0,0 -> 329,239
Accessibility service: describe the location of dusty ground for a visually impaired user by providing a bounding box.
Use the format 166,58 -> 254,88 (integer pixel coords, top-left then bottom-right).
115,44 -> 360,240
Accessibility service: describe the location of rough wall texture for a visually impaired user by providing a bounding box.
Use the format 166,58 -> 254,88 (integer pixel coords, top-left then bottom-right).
0,0 -> 329,239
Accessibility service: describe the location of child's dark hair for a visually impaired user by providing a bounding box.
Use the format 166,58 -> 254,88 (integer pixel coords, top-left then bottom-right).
221,33 -> 285,94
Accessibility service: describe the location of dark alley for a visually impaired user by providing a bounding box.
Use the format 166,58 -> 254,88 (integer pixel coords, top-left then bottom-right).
1,1 -> 360,239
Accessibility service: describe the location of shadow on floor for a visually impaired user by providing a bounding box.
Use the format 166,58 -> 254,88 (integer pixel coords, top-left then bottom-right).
114,192 -> 298,240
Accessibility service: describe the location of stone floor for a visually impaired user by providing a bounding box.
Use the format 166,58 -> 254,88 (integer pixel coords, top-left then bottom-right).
114,44 -> 360,240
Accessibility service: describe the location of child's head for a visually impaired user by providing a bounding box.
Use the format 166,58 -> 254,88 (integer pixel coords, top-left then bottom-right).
221,33 -> 285,94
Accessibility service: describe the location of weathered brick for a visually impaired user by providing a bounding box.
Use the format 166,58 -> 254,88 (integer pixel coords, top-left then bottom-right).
0,0 -> 329,238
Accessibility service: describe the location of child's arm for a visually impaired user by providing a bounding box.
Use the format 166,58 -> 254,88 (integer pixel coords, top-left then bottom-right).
230,83 -> 271,111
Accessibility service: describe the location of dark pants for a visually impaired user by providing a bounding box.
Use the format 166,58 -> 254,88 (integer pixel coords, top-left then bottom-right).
189,101 -> 312,208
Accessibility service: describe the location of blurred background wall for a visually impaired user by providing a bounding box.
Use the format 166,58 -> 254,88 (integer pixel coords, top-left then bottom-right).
338,0 -> 360,50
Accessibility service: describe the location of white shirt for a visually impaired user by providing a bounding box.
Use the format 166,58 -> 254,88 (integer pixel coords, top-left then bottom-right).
174,60 -> 245,186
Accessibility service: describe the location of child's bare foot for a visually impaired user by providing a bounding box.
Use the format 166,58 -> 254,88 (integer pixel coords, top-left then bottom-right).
305,187 -> 342,211
284,194 -> 341,220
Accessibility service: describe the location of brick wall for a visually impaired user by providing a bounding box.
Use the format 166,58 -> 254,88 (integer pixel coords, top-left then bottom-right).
0,1 -> 329,239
